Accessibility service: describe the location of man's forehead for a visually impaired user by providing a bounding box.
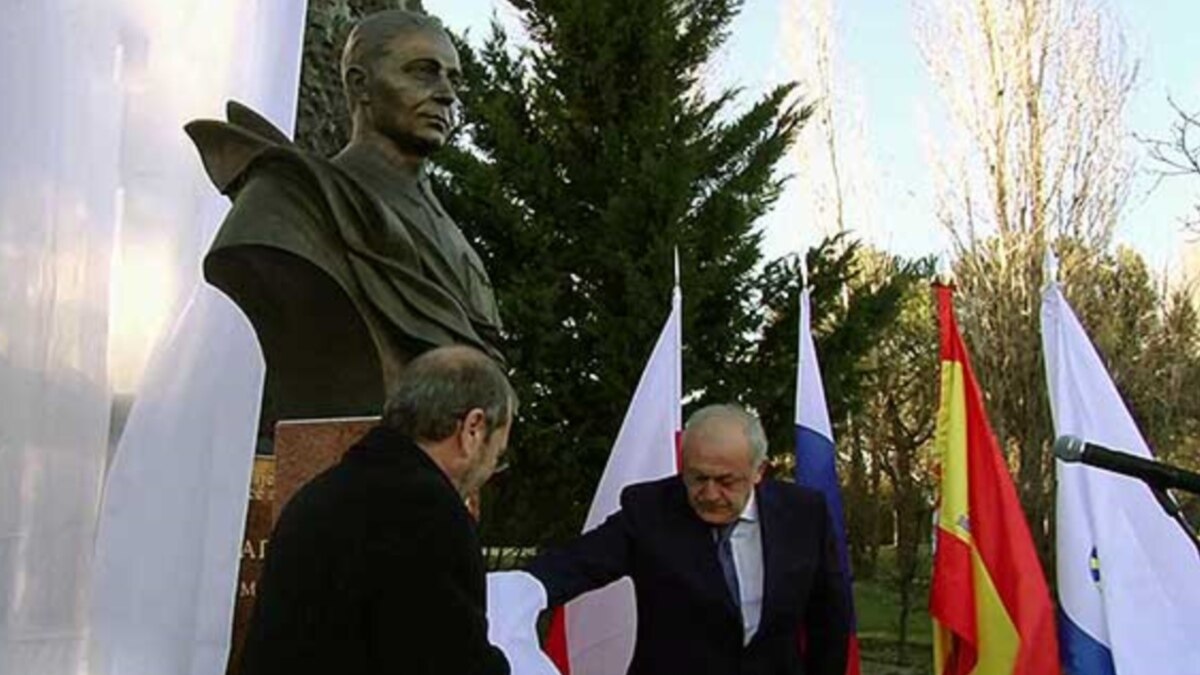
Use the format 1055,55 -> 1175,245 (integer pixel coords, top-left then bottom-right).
382,29 -> 460,68
685,419 -> 749,450
685,452 -> 751,470
683,438 -> 753,470
685,466 -> 740,479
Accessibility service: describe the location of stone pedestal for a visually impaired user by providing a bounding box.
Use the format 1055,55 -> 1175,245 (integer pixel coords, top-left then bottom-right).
273,416 -> 378,520
226,455 -> 274,675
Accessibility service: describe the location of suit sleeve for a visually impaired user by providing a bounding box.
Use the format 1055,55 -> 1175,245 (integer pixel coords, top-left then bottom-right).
803,494 -> 851,675
525,508 -> 634,607
368,491 -> 510,675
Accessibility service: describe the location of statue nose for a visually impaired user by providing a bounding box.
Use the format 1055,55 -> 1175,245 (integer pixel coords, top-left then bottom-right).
431,76 -> 457,105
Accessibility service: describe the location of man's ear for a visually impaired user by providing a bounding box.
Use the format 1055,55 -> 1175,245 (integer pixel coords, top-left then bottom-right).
345,65 -> 370,106
460,408 -> 487,451
752,461 -> 767,484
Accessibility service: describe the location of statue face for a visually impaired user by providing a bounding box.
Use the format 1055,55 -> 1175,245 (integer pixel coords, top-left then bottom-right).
363,28 -> 461,157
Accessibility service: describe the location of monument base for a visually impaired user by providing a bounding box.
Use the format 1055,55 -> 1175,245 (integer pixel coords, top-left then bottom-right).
226,454 -> 273,675
273,416 -> 378,520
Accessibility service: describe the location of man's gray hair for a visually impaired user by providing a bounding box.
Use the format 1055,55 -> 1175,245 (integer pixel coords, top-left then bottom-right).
340,9 -> 448,102
383,345 -> 516,442
684,404 -> 768,467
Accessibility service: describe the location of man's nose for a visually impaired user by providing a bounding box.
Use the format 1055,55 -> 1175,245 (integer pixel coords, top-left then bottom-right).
431,75 -> 457,106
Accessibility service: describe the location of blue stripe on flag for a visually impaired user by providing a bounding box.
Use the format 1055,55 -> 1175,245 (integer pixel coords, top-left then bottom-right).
1058,606 -> 1116,675
795,424 -> 855,627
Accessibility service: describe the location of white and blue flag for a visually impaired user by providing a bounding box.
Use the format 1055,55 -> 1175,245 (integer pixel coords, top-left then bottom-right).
1041,280 -> 1200,675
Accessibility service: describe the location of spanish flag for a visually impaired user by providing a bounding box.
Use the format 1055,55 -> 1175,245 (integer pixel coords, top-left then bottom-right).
930,284 -> 1060,675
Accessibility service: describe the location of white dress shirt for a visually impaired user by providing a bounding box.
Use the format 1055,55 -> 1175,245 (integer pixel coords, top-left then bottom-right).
728,491 -> 764,644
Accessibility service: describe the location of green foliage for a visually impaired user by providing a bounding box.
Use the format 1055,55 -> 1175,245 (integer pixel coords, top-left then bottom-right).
952,233 -> 1200,566
1057,243 -> 1200,459
435,0 -> 809,544
850,256 -> 938,657
742,235 -> 926,463
1055,240 -> 1200,520
853,546 -> 932,639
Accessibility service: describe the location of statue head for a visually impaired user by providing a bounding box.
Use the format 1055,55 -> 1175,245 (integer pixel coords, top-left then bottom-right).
341,10 -> 460,164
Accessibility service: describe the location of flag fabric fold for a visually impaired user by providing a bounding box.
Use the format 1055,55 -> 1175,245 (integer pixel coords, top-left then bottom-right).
793,288 -> 860,675
87,4 -> 307,673
486,571 -> 559,674
90,290 -> 265,675
546,283 -> 683,675
930,284 -> 1060,675
1042,281 -> 1200,675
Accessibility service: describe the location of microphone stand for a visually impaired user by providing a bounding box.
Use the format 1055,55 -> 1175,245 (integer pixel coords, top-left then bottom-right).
1148,486 -> 1200,560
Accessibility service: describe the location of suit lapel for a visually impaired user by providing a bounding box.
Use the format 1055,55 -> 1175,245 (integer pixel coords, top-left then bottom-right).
665,482 -> 742,621
755,482 -> 791,639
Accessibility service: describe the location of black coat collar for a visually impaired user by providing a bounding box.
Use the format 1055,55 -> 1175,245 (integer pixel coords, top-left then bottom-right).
344,425 -> 458,495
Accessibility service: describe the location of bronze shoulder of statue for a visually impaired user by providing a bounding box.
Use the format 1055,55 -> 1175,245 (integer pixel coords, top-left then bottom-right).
184,9 -> 506,423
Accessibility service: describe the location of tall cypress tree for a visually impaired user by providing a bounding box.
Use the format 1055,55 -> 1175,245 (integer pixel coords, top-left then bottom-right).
437,1 -> 810,544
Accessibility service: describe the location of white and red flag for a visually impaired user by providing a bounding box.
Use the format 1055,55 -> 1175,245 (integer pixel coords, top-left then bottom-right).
545,265 -> 683,674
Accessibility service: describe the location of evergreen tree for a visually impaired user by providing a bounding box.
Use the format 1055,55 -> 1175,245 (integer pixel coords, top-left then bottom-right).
744,235 -> 923,457
743,236 -> 930,572
437,1 -> 809,543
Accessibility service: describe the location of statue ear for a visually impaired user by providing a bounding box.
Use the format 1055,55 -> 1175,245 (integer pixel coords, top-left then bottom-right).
345,65 -> 370,107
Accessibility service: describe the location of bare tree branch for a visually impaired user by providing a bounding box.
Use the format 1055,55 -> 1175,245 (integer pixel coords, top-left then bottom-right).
915,0 -> 1136,563
1135,96 -> 1200,231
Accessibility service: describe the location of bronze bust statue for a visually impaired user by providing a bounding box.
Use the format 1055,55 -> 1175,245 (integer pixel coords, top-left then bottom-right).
186,10 -> 503,424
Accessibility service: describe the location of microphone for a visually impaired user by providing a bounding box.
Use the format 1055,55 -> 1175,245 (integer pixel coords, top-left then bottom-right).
1054,435 -> 1200,495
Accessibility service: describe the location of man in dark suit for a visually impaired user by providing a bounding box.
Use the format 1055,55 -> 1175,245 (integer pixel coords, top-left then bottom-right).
528,404 -> 849,675
241,345 -> 515,675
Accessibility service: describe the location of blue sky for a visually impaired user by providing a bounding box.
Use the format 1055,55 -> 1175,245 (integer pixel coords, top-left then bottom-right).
435,0 -> 1199,272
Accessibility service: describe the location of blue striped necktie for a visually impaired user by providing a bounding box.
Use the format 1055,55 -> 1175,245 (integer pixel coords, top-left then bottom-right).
714,522 -> 740,607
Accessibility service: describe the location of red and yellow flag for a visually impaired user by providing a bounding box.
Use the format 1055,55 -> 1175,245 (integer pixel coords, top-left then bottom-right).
930,285 -> 1060,675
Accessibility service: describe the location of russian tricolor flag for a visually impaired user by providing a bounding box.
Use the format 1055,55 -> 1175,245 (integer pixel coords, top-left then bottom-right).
794,287 -> 861,675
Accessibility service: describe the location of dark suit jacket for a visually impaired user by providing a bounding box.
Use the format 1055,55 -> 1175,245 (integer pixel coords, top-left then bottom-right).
240,425 -> 509,675
527,476 -> 849,675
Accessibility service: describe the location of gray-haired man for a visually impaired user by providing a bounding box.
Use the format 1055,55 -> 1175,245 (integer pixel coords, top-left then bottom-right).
242,345 -> 516,675
526,404 -> 850,675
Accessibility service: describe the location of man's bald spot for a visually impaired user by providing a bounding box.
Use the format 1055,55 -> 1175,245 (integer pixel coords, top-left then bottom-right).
419,344 -> 493,370
400,345 -> 505,392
